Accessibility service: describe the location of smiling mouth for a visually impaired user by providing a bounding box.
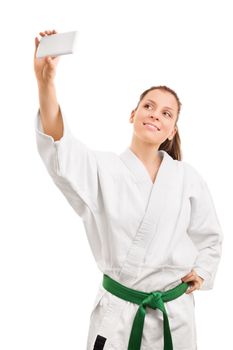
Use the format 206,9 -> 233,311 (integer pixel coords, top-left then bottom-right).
143,122 -> 160,131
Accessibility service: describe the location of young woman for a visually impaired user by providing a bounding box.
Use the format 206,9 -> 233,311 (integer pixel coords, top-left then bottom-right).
34,30 -> 223,350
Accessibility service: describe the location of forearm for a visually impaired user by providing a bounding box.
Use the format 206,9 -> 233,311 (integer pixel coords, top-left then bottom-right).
38,82 -> 63,141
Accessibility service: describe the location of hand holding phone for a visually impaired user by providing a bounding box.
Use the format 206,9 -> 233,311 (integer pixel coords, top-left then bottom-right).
34,30 -> 61,86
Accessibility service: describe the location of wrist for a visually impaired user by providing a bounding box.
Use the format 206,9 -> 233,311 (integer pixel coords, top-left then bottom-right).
37,80 -> 56,91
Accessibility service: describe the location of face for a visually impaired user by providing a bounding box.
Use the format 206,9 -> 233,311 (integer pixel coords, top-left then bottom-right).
129,89 -> 179,147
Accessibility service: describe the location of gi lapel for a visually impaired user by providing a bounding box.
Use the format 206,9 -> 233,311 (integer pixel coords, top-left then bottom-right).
118,148 -> 185,286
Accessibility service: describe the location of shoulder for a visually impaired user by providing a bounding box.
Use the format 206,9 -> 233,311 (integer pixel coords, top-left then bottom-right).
93,150 -> 122,170
166,154 -> 203,181
182,160 -> 204,179
178,159 -> 208,191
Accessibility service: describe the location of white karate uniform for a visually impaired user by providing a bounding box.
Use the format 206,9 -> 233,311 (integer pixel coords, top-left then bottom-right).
35,106 -> 223,350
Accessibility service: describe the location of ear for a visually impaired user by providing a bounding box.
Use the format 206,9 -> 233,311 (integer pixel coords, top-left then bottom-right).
129,109 -> 135,123
168,125 -> 178,141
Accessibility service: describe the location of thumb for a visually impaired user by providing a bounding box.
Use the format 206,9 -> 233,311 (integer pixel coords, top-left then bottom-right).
46,56 -> 51,63
45,56 -> 53,66
44,56 -> 56,72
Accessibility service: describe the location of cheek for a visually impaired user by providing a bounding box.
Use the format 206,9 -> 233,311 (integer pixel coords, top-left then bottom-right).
167,123 -> 176,134
135,113 -> 144,121
161,120 -> 174,132
134,118 -> 144,132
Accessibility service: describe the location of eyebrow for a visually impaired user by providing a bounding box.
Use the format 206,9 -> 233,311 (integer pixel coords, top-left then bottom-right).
145,99 -> 175,111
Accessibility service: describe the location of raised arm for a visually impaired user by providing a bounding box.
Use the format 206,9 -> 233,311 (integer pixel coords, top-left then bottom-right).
34,30 -> 63,141
34,30 -> 101,216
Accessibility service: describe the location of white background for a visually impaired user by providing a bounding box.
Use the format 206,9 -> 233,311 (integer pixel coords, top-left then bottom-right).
0,0 -> 231,349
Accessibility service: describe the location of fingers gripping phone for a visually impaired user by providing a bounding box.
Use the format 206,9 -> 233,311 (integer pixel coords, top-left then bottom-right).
36,31 -> 79,58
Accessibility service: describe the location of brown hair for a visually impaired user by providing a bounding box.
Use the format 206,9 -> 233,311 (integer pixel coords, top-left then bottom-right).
134,85 -> 182,160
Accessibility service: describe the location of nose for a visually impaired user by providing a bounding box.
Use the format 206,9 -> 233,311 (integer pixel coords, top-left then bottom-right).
149,112 -> 159,120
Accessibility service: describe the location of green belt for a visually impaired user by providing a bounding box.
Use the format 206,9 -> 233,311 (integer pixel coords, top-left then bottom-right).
102,274 -> 189,350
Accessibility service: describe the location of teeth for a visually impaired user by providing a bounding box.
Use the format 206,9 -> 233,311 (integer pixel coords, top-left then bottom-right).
143,123 -> 159,130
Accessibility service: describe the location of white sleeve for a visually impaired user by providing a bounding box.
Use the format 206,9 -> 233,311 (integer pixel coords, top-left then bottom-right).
34,105 -> 99,217
187,172 -> 223,290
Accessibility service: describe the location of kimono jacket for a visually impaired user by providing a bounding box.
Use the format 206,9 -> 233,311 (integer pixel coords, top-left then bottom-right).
35,106 -> 223,350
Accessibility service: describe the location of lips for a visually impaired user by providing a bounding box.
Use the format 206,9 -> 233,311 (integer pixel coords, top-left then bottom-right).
143,122 -> 160,131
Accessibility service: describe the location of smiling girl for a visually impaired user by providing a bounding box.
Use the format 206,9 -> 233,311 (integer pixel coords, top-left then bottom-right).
34,30 -> 223,350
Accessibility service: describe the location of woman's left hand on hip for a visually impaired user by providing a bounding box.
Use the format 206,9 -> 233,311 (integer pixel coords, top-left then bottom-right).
181,269 -> 204,293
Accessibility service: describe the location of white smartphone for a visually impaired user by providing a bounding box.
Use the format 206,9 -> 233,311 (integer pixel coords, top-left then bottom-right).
36,30 -> 79,58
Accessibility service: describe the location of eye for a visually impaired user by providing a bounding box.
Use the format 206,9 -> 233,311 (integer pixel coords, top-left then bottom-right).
163,111 -> 172,118
144,103 -> 152,110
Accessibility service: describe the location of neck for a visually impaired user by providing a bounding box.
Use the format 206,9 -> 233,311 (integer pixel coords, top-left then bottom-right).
129,137 -> 161,165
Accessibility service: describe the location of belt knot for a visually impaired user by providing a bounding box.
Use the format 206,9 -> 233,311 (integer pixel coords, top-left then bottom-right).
142,291 -> 163,309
